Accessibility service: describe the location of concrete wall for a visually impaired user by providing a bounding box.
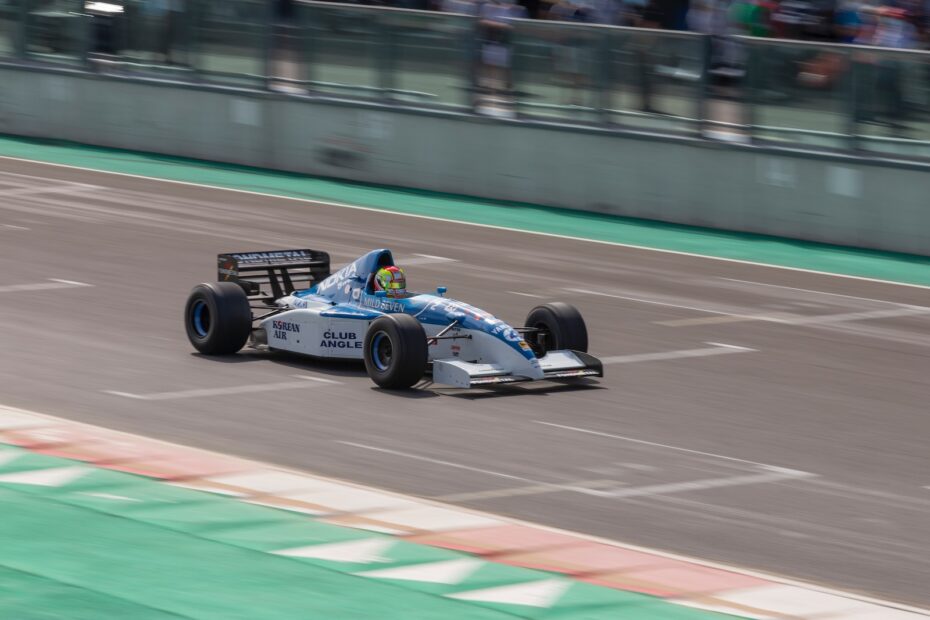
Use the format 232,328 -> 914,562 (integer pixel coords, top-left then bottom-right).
1,66 -> 928,255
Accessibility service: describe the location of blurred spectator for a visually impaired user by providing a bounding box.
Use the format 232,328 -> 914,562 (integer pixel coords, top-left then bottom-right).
690,0 -> 746,83
549,0 -> 596,104
854,6 -> 917,131
477,0 -> 527,107
642,0 -> 690,29
730,0 -> 775,37
771,0 -> 816,38
340,0 -> 930,51
834,0 -> 864,43
616,0 -> 650,26
872,5 -> 918,48
549,0 -> 593,22
441,0 -> 480,14
140,0 -> 185,64
873,7 -> 916,128
688,0 -> 728,34
575,0 -> 623,23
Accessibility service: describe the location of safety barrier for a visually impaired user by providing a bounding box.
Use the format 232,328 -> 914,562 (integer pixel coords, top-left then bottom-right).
1,1 -> 929,254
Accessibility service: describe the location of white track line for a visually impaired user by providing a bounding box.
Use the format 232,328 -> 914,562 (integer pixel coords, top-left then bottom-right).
581,466 -> 815,499
573,286 -> 930,328
336,439 -> 798,501
655,315 -> 765,327
784,307 -> 930,325
717,277 -> 930,308
0,169 -> 102,185
534,421 -> 783,469
0,279 -> 93,293
2,154 -> 928,291
434,481 -> 618,502
336,441 -> 554,486
663,308 -> 930,327
0,185 -> 99,199
565,287 -> 736,315
335,441 -> 605,496
599,342 -> 755,365
103,375 -> 339,400
399,254 -> 458,266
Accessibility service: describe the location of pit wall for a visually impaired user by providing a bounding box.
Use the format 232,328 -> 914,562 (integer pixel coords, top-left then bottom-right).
2,65 -> 927,255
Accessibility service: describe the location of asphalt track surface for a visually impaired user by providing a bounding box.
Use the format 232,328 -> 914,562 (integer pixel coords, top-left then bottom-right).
1,159 -> 929,608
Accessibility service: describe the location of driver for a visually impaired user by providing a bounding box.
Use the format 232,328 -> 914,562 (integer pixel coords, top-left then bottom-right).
373,266 -> 407,298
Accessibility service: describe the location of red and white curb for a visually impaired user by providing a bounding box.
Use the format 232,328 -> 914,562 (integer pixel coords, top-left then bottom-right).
1,404 -> 927,619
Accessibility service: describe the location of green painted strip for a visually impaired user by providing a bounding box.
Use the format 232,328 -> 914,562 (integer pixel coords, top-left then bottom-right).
0,565 -> 187,620
0,445 -> 740,620
1,134 -> 929,286
0,488 -> 508,620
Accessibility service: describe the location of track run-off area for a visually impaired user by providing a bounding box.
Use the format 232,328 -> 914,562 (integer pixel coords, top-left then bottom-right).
1,148 -> 930,611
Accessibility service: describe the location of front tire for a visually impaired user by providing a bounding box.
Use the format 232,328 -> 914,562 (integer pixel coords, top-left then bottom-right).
524,302 -> 588,357
184,282 -> 252,355
363,314 -> 428,389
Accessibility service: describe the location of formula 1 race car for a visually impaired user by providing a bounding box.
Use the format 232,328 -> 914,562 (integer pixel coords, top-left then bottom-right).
183,248 -> 602,389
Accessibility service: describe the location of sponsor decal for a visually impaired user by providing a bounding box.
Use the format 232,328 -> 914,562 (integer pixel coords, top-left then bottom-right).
320,330 -> 362,349
218,260 -> 237,280
231,250 -> 312,264
351,288 -> 361,301
489,322 -> 521,342
424,300 -> 523,346
518,340 -> 531,351
361,293 -> 404,313
502,327 -> 521,342
271,320 -> 301,340
451,344 -> 461,357
318,262 -> 359,292
424,298 -> 494,323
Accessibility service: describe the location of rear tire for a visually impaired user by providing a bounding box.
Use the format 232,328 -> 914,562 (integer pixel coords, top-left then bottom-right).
363,314 -> 428,389
184,282 -> 252,355
524,302 -> 588,357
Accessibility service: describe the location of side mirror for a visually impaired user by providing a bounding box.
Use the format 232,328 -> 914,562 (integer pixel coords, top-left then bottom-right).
374,290 -> 387,298
437,286 -> 447,297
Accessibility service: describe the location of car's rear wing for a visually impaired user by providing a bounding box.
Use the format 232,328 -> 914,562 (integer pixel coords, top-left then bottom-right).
218,249 -> 330,299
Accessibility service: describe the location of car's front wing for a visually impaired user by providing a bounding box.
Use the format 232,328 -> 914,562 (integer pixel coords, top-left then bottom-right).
431,350 -> 603,388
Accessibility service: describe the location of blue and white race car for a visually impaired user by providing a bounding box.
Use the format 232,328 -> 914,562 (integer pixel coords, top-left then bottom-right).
184,248 -> 602,389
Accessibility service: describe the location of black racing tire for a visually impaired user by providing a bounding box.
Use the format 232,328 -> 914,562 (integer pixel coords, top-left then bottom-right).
524,302 -> 588,357
184,282 -> 252,355
363,314 -> 428,389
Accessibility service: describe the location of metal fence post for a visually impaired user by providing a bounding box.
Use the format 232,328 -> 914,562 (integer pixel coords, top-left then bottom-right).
263,0 -> 275,90
17,0 -> 29,59
188,0 -> 203,81
177,0 -> 193,72
303,6 -> 316,92
744,39 -> 757,144
596,28 -> 611,127
696,34 -> 712,137
78,9 -> 91,69
511,25 -> 523,119
377,15 -> 395,102
465,15 -> 480,113
846,50 -> 859,152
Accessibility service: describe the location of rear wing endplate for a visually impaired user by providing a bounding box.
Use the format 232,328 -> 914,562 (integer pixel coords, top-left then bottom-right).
218,249 -> 330,299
